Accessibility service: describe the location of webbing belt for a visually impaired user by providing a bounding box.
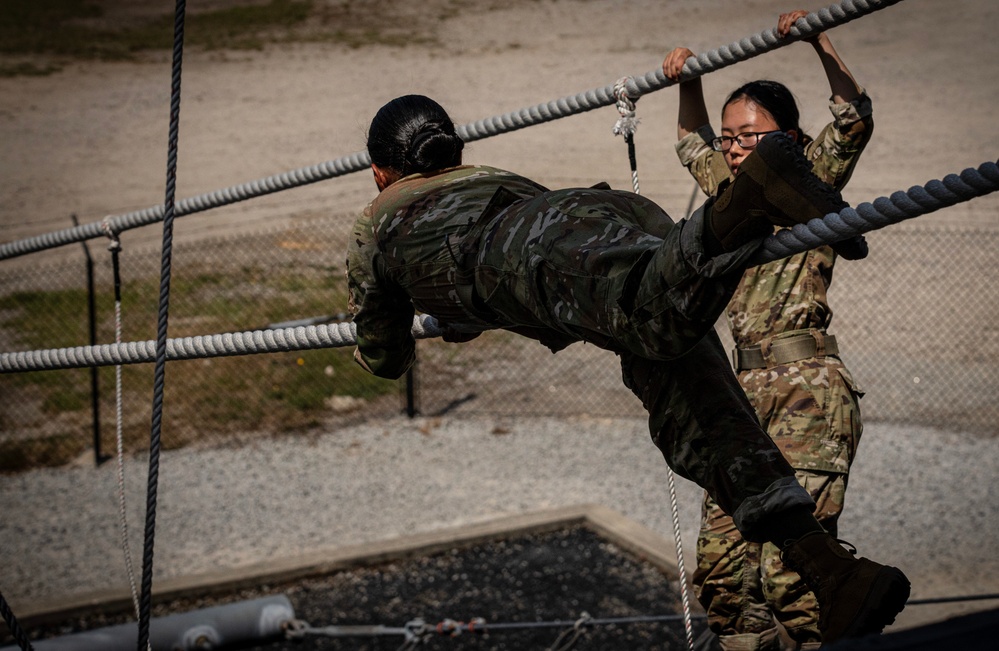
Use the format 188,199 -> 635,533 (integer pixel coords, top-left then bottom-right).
733,333 -> 838,371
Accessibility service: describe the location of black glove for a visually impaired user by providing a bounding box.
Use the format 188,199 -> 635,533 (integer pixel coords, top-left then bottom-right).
832,234 -> 869,260
441,326 -> 482,344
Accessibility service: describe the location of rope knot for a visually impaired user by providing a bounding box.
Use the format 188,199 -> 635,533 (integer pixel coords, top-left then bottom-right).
101,216 -> 121,251
612,77 -> 639,138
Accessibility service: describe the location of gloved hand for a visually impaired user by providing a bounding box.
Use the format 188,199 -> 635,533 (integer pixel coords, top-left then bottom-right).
441,327 -> 482,344
832,234 -> 869,260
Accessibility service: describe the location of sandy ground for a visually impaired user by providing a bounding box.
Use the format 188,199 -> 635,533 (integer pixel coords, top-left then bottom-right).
2,0 -> 999,643
1,0 -> 997,264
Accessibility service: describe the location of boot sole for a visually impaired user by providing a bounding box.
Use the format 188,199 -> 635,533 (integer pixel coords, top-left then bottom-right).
843,565 -> 911,639
743,134 -> 848,225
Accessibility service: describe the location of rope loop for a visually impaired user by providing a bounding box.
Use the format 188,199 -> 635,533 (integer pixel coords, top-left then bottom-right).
101,216 -> 121,252
612,77 -> 639,139
547,612 -> 592,651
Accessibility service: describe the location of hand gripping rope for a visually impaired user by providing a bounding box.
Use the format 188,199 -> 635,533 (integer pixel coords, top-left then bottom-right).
0,0 -> 905,262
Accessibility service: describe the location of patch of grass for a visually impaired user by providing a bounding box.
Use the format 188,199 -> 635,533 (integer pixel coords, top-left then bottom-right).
0,434 -> 84,473
0,61 -> 63,77
0,0 -> 447,75
0,258 -> 399,469
0,0 -> 314,63
0,0 -> 160,61
182,0 -> 313,51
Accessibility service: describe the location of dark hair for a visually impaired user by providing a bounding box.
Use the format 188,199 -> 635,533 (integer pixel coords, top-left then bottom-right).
723,80 -> 809,145
367,95 -> 465,176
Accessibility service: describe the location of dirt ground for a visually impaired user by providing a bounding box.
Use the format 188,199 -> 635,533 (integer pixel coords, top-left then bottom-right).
1,0 -> 997,269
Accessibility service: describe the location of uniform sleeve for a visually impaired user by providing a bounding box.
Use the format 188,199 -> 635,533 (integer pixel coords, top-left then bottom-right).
804,90 -> 874,189
345,205 -> 416,380
675,124 -> 734,197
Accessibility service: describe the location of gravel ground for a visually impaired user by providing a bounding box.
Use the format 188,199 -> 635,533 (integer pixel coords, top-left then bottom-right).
2,414 -> 998,644
12,526 -> 704,651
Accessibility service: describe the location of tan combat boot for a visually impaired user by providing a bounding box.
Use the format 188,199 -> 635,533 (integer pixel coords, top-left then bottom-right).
707,132 -> 849,252
780,532 -> 910,644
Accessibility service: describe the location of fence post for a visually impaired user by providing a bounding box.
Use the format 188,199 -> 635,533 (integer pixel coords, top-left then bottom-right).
404,359 -> 419,418
73,214 -> 109,466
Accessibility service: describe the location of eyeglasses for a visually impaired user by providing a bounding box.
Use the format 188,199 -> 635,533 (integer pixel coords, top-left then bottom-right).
710,130 -> 781,153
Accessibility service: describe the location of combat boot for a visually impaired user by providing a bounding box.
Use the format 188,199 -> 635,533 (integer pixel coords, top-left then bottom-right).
780,531 -> 910,644
706,132 -> 848,252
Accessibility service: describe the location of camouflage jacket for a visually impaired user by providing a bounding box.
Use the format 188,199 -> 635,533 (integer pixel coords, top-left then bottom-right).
676,93 -> 873,474
675,92 -> 874,348
346,165 -> 549,379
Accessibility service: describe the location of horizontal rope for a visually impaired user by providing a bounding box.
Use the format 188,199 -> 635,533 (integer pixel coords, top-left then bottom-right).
2,158 -> 996,374
0,317 -> 442,373
0,0 -> 904,262
753,159 -> 999,263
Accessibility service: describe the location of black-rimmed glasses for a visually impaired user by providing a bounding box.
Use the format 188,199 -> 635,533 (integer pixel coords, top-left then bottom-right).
710,130 -> 781,153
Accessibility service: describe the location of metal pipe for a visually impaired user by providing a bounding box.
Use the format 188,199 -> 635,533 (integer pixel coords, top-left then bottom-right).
73,214 -> 107,466
0,595 -> 294,651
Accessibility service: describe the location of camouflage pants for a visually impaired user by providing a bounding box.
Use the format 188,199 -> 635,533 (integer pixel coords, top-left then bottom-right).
473,188 -> 815,538
694,349 -> 863,649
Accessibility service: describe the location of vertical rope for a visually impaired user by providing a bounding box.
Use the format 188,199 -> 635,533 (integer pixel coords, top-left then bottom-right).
0,588 -> 33,651
101,223 -> 144,633
612,78 -> 641,195
612,81 -> 695,650
136,2 -> 185,649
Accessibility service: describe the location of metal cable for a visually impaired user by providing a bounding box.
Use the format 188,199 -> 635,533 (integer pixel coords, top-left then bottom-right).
0,0 -> 904,262
546,612 -> 592,651
136,2 -> 185,649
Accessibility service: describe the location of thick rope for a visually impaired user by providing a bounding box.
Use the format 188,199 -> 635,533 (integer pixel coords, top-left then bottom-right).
4,160 -> 995,373
0,317 -> 442,372
136,3 -> 185,649
753,159 -> 999,264
0,0 -> 904,262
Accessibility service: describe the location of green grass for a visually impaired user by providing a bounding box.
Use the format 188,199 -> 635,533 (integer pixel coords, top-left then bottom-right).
0,0 -> 315,58
0,261 -> 398,473
0,434 -> 84,473
0,0 -> 441,76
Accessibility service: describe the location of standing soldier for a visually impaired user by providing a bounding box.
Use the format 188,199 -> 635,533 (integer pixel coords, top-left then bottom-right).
663,8 -> 876,650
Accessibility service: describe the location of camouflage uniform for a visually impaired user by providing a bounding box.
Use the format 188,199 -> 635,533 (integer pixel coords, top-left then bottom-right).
675,92 -> 874,650
346,164 -> 817,540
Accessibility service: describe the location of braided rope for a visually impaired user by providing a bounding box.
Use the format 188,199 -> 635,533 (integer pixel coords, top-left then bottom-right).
1,161 -> 996,375
136,3 -> 186,648
0,0 -> 903,262
104,234 -> 145,635
753,159 -> 999,263
612,77 -> 641,195
0,316 -> 443,372
613,109 -> 694,651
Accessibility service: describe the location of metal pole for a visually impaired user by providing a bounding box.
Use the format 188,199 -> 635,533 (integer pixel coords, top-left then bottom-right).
73,215 -> 107,466
404,359 -> 419,418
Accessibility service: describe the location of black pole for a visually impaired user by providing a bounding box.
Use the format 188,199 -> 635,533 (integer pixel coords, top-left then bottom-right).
404,358 -> 419,418
73,215 -> 107,466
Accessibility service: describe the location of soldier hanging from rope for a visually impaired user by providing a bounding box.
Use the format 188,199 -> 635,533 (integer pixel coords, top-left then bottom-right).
344,94 -> 910,645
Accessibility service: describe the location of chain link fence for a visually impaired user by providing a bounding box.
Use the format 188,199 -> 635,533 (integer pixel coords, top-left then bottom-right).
1,215 -> 997,472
